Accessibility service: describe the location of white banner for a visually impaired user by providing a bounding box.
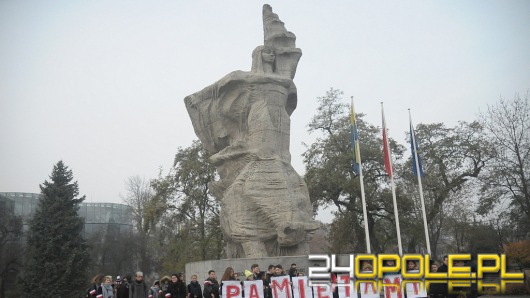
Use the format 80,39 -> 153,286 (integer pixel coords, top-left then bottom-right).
292,277 -> 311,298
271,276 -> 292,298
381,275 -> 403,298
312,284 -> 333,298
222,281 -> 243,298
336,274 -> 356,298
244,280 -> 264,298
405,281 -> 427,298
358,282 -> 379,298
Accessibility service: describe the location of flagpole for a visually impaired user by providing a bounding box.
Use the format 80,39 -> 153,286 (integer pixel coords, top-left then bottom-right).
381,103 -> 403,256
408,109 -> 432,256
352,96 -> 371,254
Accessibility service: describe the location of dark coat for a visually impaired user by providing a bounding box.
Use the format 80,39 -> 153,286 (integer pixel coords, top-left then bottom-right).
117,281 -> 130,298
429,264 -> 448,297
130,280 -> 149,298
167,280 -> 187,298
188,281 -> 203,298
86,283 -> 101,297
203,278 -> 219,298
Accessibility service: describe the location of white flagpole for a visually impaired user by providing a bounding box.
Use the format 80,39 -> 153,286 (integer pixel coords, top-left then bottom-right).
381,103 -> 403,256
408,109 -> 432,256
352,97 -> 371,254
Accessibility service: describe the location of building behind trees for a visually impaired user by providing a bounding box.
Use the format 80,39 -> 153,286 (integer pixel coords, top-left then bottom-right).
0,191 -> 134,297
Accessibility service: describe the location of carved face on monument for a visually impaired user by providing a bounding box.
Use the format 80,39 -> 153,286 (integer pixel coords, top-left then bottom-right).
251,46 -> 276,74
184,5 -> 313,258
261,48 -> 275,63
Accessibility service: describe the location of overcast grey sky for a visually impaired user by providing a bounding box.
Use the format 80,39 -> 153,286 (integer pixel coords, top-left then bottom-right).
1,0 -> 529,223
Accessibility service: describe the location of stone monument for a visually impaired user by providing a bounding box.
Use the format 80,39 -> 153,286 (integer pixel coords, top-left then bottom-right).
184,4 -> 318,258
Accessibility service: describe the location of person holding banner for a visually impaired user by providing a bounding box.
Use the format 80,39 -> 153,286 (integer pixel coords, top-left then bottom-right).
257,272 -> 271,298
203,270 -> 220,298
266,265 -> 275,280
361,261 -> 373,272
274,265 -> 285,276
221,267 -> 237,297
221,267 -> 236,282
87,274 -> 104,297
406,260 -> 419,272
251,264 -> 261,280
244,270 -> 254,281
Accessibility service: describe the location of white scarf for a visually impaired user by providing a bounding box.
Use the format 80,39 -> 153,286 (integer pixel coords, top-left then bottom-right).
101,283 -> 114,298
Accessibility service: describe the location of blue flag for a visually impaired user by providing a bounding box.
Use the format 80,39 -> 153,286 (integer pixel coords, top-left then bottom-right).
410,123 -> 424,177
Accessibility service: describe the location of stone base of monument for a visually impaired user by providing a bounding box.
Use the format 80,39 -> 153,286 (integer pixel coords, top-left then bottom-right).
185,255 -> 313,283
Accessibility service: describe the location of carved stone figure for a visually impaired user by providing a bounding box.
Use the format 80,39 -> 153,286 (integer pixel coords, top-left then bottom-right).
184,4 -> 318,258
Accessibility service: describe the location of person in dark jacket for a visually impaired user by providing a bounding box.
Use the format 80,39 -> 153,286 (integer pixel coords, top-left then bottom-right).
203,270 -> 219,298
130,271 -> 149,298
430,255 -> 448,298
187,275 -> 203,298
87,274 -> 105,297
117,275 -> 131,298
167,273 -> 187,298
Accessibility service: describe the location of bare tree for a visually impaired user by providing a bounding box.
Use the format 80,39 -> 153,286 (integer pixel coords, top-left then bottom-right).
479,92 -> 530,239
122,175 -> 166,274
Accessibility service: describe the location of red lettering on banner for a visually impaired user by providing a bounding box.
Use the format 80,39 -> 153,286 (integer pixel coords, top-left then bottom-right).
297,279 -> 306,298
363,283 -> 376,294
383,277 -> 402,298
317,286 -> 330,298
412,283 -> 419,295
226,285 -> 241,298
272,278 -> 291,298
339,275 -> 350,297
248,284 -> 260,298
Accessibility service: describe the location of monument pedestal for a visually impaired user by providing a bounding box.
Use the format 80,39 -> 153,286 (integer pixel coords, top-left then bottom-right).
185,255 -> 311,283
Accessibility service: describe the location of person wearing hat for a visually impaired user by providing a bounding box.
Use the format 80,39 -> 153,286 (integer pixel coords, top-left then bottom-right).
244,270 -> 254,281
149,280 -> 163,298
117,274 -> 131,298
130,271 -> 149,298
116,276 -> 122,286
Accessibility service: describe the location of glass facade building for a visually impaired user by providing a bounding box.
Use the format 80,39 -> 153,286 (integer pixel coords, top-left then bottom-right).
0,192 -> 133,237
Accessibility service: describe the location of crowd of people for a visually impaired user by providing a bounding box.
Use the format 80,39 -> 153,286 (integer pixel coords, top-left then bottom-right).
86,257 -> 475,298
85,263 -> 300,298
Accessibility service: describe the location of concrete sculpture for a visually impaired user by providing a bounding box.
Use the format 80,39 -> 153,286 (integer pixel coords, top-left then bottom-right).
184,4 -> 318,258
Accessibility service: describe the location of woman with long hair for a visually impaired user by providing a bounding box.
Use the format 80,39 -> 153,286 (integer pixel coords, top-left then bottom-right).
220,267 -> 235,297
86,274 -> 104,297
220,267 -> 235,282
